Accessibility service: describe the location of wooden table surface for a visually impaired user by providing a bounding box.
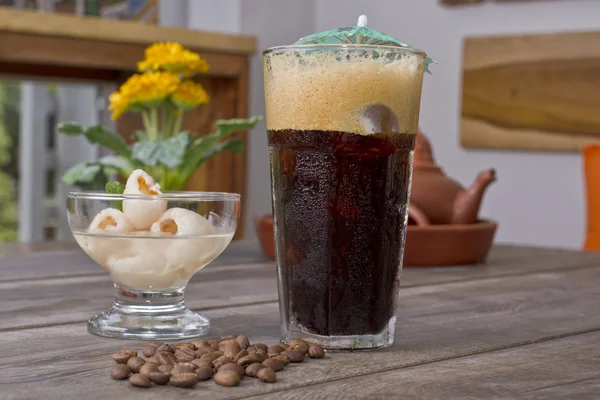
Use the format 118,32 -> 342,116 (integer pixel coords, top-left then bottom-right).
1,241 -> 600,399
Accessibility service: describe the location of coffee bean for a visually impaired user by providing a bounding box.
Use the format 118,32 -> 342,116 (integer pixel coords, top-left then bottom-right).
149,371 -> 170,385
236,334 -> 250,349
214,370 -> 241,387
245,363 -> 264,378
220,335 -> 237,341
291,343 -> 309,355
237,355 -> 259,367
212,355 -> 233,370
139,362 -> 159,377
281,343 -> 291,351
172,343 -> 195,350
157,364 -> 173,374
191,340 -> 211,350
195,365 -> 214,381
129,373 -> 151,388
170,373 -> 199,388
253,352 -> 268,363
200,351 -> 223,362
262,358 -> 284,372
127,356 -> 146,373
157,351 -> 177,365
282,350 -> 304,363
233,349 -> 249,363
251,343 -> 268,352
288,338 -> 309,348
111,364 -> 131,380
308,345 -> 325,359
142,344 -> 158,358
156,344 -> 174,354
221,341 -> 242,359
273,354 -> 290,366
171,363 -> 196,375
191,359 -> 213,369
112,348 -> 137,364
207,339 -> 220,350
268,344 -> 285,354
195,347 -> 211,357
218,362 -> 245,377
257,367 -> 276,383
175,347 -> 197,362
146,355 -> 160,364
148,341 -> 163,347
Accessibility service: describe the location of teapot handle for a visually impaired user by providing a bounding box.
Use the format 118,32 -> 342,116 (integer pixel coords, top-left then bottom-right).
408,204 -> 431,226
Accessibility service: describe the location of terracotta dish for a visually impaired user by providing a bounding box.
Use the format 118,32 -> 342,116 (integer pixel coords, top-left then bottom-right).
403,220 -> 497,267
255,215 -> 275,259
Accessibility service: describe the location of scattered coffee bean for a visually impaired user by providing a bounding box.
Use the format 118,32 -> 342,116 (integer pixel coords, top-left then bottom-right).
170,373 -> 199,388
157,352 -> 177,365
257,367 -> 276,383
175,347 -> 197,362
233,349 -> 249,363
129,373 -> 151,388
142,344 -> 158,358
191,359 -> 213,369
156,344 -> 174,354
214,370 -> 241,387
191,340 -> 211,349
220,335 -> 237,341
171,363 -> 196,375
237,355 -> 259,367
111,364 -> 131,380
308,345 -> 325,359
262,358 -> 284,372
218,362 -> 245,377
172,343 -> 195,350
245,363 -> 264,378
139,362 -> 159,377
251,343 -> 268,352
253,352 -> 268,363
195,347 -> 211,357
146,355 -> 160,364
157,364 -> 173,374
282,350 -> 304,363
272,354 -> 290,366
212,356 -> 233,370
200,351 -> 223,362
127,356 -> 146,373
281,343 -> 291,351
112,348 -> 137,364
288,338 -> 309,348
220,339 -> 242,358
149,371 -> 170,385
207,339 -> 220,350
236,334 -> 250,349
195,366 -> 214,381
289,340 -> 309,355
268,344 -> 285,354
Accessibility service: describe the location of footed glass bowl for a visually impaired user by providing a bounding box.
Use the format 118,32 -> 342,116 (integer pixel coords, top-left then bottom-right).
66,191 -> 240,340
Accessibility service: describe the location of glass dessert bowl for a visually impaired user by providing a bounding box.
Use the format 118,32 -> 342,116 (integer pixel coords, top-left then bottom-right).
66,189 -> 240,340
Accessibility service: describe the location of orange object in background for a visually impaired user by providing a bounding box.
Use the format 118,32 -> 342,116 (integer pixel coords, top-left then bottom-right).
583,144 -> 600,250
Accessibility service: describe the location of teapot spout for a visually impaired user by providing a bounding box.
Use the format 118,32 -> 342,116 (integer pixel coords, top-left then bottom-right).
451,169 -> 496,225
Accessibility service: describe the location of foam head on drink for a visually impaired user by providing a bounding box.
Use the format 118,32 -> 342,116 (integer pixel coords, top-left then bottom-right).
264,30 -> 426,346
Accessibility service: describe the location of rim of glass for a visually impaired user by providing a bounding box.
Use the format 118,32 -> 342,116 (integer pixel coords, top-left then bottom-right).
263,43 -> 427,57
67,191 -> 241,201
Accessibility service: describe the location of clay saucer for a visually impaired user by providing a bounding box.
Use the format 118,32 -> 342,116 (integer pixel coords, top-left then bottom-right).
255,214 -> 497,267
404,220 -> 498,266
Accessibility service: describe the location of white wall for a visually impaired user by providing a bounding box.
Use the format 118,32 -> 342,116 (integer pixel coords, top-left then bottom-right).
314,0 -> 600,249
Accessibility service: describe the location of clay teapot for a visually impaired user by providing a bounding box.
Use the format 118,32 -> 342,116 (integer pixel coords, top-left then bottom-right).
408,132 -> 496,226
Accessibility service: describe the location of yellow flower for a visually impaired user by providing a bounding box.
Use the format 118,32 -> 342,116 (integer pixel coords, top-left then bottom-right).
108,92 -> 129,120
138,42 -> 209,77
171,80 -> 210,109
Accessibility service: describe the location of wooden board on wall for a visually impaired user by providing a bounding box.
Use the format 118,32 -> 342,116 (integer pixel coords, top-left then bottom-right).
461,30 -> 600,152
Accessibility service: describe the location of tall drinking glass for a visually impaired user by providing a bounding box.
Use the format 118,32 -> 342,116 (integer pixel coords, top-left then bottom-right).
264,44 -> 426,349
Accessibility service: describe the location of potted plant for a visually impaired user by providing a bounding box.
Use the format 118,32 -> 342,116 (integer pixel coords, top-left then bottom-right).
57,41 -> 260,193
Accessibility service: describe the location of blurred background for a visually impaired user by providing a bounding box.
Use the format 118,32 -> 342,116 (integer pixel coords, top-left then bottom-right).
0,0 -> 597,248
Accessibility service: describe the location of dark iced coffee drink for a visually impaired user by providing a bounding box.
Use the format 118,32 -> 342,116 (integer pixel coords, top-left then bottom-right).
264,44 -> 426,349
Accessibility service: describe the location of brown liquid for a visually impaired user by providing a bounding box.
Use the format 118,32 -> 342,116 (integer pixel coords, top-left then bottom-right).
268,129 -> 415,336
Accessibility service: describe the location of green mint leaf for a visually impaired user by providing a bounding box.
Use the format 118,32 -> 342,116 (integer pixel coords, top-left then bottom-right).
105,181 -> 125,211
84,125 -> 131,157
56,122 -> 84,136
62,163 -> 102,186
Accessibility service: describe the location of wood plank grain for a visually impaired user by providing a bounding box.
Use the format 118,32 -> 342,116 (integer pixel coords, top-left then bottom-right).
1,266 -> 600,399
0,8 -> 257,55
255,331 -> 600,399
461,31 -> 600,152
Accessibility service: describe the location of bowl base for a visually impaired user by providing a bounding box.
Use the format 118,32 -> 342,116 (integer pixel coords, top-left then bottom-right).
88,286 -> 210,340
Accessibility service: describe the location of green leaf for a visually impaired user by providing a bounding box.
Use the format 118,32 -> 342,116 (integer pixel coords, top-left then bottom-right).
56,122 -> 84,136
62,163 -> 102,186
133,130 -> 148,142
99,155 -> 135,177
84,125 -> 131,157
224,138 -> 245,153
215,116 -> 262,137
106,181 -> 125,194
105,181 -> 125,211
131,132 -> 189,168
